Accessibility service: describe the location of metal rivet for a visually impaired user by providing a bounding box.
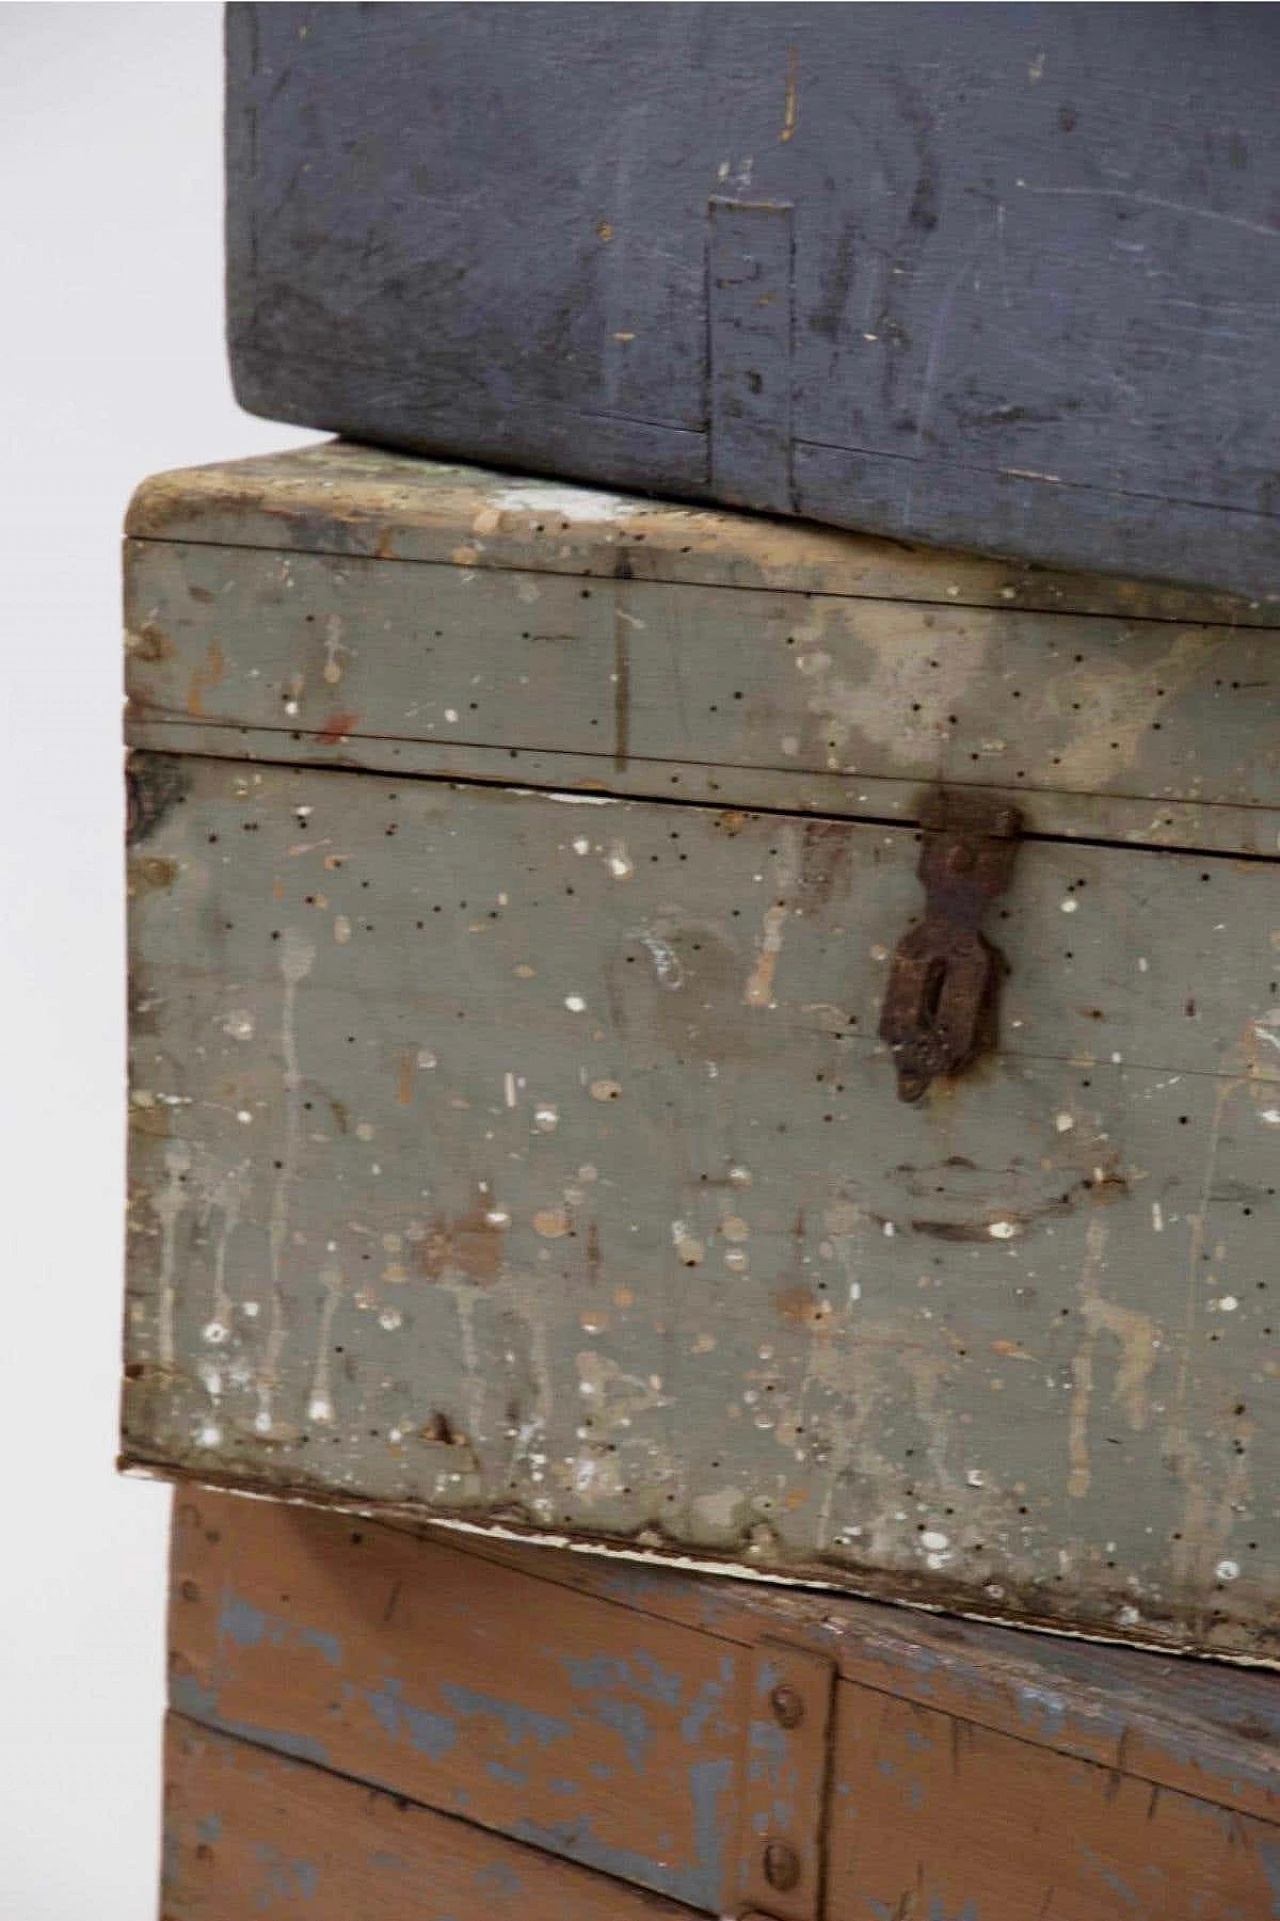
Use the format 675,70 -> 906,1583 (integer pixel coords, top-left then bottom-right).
769,1682 -> 805,1729
763,1841 -> 801,1892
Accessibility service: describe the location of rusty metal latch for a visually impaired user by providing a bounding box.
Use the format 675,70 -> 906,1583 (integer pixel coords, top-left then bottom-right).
879,789 -> 1022,1103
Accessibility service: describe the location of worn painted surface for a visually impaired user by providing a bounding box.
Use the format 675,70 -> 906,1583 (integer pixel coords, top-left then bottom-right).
162,1716 -> 701,1921
127,444 -> 1275,628
825,1689 -> 1280,1921
225,7 -> 1280,600
125,754 -> 1279,1657
166,1493 -> 1280,1919
169,1491 -> 743,1909
125,535 -> 1280,849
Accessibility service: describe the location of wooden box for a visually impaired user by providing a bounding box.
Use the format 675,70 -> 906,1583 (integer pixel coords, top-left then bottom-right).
162,1487 -> 1280,1920
225,4 -> 1280,601
123,443 -> 1278,1662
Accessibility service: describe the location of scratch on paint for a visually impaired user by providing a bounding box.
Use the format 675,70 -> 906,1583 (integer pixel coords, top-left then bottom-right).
779,45 -> 798,142
307,1258 -> 344,1423
154,1140 -> 192,1369
1067,1211 -> 1158,1502
1067,1216 -> 1110,1499
1167,1079 -> 1232,1585
257,929 -> 315,1433
745,903 -> 788,1008
203,1156 -> 248,1342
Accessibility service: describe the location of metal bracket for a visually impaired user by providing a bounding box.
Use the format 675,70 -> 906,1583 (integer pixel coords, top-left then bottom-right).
879,789 -> 1023,1103
735,1639 -> 837,1921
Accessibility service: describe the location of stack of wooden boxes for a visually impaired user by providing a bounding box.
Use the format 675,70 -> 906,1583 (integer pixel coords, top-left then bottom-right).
125,10 -> 1279,1916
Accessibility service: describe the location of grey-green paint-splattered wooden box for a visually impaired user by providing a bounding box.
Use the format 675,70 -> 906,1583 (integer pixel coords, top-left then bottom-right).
123,443 -> 1279,1663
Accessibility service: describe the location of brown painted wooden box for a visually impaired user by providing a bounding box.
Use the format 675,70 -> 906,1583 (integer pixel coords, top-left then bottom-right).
162,1487 -> 1280,1921
124,443 -> 1280,1664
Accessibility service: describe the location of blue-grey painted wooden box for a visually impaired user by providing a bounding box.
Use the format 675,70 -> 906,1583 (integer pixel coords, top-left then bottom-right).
122,444 -> 1279,1664
226,3 -> 1280,602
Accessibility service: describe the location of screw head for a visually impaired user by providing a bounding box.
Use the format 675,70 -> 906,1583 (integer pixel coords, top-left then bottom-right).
763,1841 -> 801,1893
769,1682 -> 805,1729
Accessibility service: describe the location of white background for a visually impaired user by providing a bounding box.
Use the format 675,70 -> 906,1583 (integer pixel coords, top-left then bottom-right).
0,7 -> 313,1914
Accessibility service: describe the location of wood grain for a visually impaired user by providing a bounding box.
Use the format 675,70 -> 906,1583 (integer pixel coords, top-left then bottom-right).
222,9 -> 1280,599
827,1688 -> 1280,1921
168,1491 -> 743,1911
126,445 -> 1273,627
162,1714 -> 700,1921
124,535 -> 1280,842
125,757 -> 1279,1656
165,1493 -> 1280,1919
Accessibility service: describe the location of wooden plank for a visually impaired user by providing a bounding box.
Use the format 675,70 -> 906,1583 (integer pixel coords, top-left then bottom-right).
125,757 -> 1279,1656
222,9 -> 1280,599
162,1713 -> 702,1920
167,1490 -> 743,1911
169,1493 -> 1280,1833
734,1641 -> 835,1921
123,720 -> 1280,860
402,1523 -> 1280,1830
826,1687 -> 1280,1921
124,537 -> 1280,837
124,445 -> 1275,627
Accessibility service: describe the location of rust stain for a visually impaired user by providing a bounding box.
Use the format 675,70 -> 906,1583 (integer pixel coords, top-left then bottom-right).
125,752 -> 190,846
775,1286 -> 834,1331
744,903 -> 788,1008
419,1411 -> 465,1446
186,637 -> 225,717
413,1210 -> 506,1285
317,711 -> 360,745
127,854 -> 178,897
396,1053 -> 415,1107
533,1206 -> 571,1239
128,619 -> 175,663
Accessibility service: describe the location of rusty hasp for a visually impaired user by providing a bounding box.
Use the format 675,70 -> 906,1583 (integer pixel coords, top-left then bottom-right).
879,789 -> 1022,1102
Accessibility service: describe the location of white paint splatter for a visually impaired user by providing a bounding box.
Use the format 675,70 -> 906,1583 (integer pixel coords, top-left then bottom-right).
258,929 -> 315,1434
638,932 -> 684,990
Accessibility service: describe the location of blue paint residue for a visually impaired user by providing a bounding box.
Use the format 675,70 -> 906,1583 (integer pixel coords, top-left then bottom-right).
1017,1683 -> 1068,1739
171,1674 -> 219,1721
441,1681 -> 570,1750
218,1591 -> 269,1649
1077,1842 -> 1140,1908
507,1805 -> 711,1913
632,1649 -> 683,1707
475,1860 -> 522,1896
365,1677 -> 457,1762
196,1814 -> 222,1844
688,1756 -> 732,1910
590,1695 -> 653,1773
299,1626 -> 343,1668
681,1678 -> 725,1746
1257,1839 -> 1280,1916
172,1672 -> 330,1767
252,1842 -> 320,1904
486,1759 -> 530,1789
